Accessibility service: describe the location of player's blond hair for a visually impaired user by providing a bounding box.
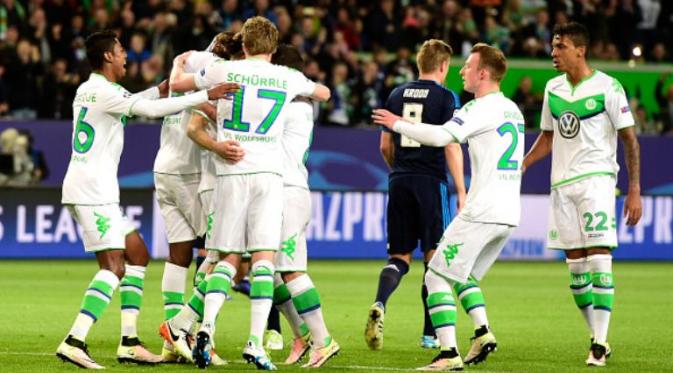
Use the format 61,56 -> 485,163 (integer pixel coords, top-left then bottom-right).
470,43 -> 507,82
416,39 -> 453,74
240,16 -> 278,56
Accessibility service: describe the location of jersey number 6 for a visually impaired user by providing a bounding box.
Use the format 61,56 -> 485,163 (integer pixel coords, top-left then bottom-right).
73,107 -> 95,154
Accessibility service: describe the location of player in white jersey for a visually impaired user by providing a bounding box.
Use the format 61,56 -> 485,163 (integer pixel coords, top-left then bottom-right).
373,43 -> 523,371
158,33 -> 245,366
55,31 -> 239,369
523,22 -> 642,367
154,32 -> 234,363
169,17 -> 331,370
267,44 -> 340,368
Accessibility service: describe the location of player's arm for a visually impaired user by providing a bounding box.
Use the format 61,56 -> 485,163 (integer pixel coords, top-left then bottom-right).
310,83 -> 331,102
522,86 -> 554,172
187,111 -> 244,162
522,130 -> 553,173
379,131 -> 394,170
129,83 -> 238,118
608,77 -> 641,226
169,51 -> 198,92
372,109 -> 455,147
445,144 -> 466,211
618,124 -> 642,226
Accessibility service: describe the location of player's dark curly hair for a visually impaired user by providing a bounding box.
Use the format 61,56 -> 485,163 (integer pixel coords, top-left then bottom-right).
271,44 -> 304,71
553,22 -> 590,48
85,30 -> 118,70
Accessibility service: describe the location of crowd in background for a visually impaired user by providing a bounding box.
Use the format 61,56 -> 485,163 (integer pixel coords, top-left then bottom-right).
0,0 -> 672,133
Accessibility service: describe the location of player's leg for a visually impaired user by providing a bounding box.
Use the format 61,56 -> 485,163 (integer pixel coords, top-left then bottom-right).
419,177 -> 452,349
459,225 -> 513,366
580,175 -> 618,366
192,175 -> 245,368
273,273 -> 310,364
241,173 -> 283,370
549,185 -> 597,341
366,177 -> 416,350
155,175 -> 196,321
56,205 -> 126,369
117,230 -> 162,364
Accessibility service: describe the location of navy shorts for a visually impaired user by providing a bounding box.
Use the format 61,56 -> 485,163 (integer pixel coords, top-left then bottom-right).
387,175 -> 452,254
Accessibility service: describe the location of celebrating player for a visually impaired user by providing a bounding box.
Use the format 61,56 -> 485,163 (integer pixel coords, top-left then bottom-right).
55,30 -> 238,369
269,44 -> 340,368
169,17 -> 330,370
365,39 -> 466,351
372,43 -> 523,371
522,22 -> 642,367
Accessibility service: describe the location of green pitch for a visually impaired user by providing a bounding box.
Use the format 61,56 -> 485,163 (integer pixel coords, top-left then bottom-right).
0,260 -> 671,372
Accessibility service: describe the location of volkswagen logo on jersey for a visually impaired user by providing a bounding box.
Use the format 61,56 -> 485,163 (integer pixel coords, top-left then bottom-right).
558,111 -> 580,139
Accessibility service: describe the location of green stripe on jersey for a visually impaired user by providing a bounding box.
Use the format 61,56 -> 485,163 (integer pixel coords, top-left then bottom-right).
548,92 -> 605,119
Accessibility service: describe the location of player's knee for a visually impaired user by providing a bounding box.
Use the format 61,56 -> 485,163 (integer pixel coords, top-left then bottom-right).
106,262 -> 126,279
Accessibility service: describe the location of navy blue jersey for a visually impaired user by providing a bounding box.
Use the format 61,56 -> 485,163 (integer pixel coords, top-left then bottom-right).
384,79 -> 460,179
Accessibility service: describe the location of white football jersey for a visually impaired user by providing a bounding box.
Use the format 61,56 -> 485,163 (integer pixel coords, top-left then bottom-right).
63,73 -> 155,204
441,92 -> 524,226
282,100 -> 313,189
153,51 -> 218,174
540,71 -> 635,188
195,59 -> 316,175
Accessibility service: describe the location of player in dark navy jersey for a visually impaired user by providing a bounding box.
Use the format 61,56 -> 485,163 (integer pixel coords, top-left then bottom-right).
365,39 -> 467,351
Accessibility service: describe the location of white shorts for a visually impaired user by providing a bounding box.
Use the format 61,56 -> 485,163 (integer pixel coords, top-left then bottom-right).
155,173 -> 205,242
199,189 -> 214,240
67,204 -> 135,252
547,175 -> 618,250
207,173 -> 283,253
428,217 -> 515,283
275,186 -> 311,272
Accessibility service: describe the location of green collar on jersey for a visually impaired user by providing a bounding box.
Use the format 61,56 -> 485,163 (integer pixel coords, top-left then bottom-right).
548,91 -> 605,120
565,69 -> 597,95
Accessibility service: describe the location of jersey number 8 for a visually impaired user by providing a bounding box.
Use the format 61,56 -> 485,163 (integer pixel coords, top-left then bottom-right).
400,103 -> 423,147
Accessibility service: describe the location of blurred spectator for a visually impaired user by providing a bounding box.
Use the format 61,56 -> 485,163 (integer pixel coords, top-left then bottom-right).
353,60 -> 385,125
326,62 -> 354,127
127,32 -> 152,65
39,58 -> 78,119
0,64 -> 8,116
635,104 -> 657,135
18,129 -> 48,182
514,76 -> 542,129
0,0 -> 670,128
7,39 -> 42,119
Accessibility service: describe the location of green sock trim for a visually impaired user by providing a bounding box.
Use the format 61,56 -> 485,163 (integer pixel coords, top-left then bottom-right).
252,266 -> 274,276
81,295 -> 111,320
427,292 -> 455,308
213,265 -> 234,278
273,284 -> 291,305
250,278 -> 274,299
206,275 -> 232,296
592,272 -> 614,287
429,308 -> 457,328
187,279 -> 208,316
90,279 -> 115,297
120,275 -> 143,288
291,287 -> 321,314
299,323 -> 309,337
573,292 -> 593,308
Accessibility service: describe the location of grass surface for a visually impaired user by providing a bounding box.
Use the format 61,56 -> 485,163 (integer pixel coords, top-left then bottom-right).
0,260 -> 671,372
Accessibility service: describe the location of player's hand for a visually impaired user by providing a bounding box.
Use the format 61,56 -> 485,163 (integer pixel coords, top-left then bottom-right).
213,140 -> 244,163
371,109 -> 401,130
207,83 -> 240,100
623,190 -> 642,226
156,79 -> 169,98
